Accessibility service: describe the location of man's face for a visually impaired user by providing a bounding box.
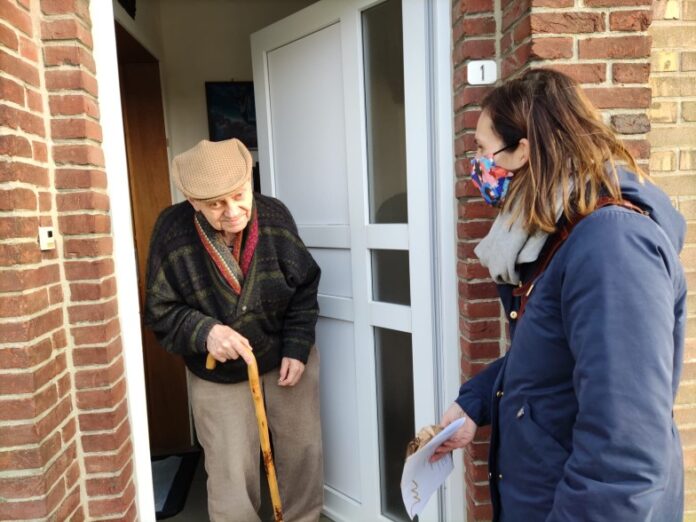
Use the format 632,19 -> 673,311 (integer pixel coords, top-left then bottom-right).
189,181 -> 253,235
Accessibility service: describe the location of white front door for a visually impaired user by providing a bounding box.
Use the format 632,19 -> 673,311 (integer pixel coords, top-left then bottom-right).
252,2 -> 455,520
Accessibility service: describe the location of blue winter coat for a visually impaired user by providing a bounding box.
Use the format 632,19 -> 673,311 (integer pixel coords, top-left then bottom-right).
456,168 -> 687,521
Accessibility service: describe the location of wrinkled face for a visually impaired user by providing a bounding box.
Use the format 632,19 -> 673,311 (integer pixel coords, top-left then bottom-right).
189,181 -> 253,235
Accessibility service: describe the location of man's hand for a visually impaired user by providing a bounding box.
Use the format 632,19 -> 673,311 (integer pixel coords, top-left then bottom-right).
206,324 -> 254,366
430,402 -> 478,463
278,357 -> 305,387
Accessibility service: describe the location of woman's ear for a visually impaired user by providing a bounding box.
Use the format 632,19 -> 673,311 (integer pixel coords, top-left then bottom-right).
515,138 -> 530,168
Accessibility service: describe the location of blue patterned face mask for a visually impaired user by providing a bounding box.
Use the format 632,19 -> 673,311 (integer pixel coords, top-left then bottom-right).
470,154 -> 515,207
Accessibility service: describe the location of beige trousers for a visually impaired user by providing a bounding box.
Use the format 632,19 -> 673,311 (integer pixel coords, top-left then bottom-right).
188,348 -> 323,522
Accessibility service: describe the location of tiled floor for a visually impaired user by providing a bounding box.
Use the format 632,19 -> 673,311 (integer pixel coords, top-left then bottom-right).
169,458 -> 332,521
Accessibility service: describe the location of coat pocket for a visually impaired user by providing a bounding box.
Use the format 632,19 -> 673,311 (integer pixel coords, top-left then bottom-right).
515,401 -> 569,482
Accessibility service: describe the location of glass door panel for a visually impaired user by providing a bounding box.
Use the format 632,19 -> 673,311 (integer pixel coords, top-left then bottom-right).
375,327 -> 414,522
371,249 -> 410,305
362,0 -> 407,224
363,1 -> 415,519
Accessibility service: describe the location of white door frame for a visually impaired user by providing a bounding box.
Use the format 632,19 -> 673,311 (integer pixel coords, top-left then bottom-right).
403,1 -> 463,520
429,1 -> 463,519
90,1 -> 156,521
92,0 -> 460,520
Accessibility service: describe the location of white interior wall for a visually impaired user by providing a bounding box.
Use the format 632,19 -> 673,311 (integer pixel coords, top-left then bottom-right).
159,0 -> 316,201
113,0 -> 316,202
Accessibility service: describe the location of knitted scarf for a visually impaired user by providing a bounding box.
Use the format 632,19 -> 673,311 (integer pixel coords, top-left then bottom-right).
193,204 -> 259,295
475,194 -> 565,286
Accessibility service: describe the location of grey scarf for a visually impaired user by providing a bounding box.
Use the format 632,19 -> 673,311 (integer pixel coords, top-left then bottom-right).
475,201 -> 564,286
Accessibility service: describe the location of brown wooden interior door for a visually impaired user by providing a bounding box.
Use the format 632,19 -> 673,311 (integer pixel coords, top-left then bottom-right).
116,24 -> 192,456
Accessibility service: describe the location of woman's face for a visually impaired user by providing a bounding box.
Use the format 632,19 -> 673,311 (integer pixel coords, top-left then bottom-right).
474,110 -> 528,171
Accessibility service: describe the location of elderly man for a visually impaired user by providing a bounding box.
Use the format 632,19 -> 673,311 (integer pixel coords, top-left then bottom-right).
144,138 -> 323,521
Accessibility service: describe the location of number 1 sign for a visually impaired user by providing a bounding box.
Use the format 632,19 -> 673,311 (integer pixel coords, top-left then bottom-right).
467,60 -> 497,85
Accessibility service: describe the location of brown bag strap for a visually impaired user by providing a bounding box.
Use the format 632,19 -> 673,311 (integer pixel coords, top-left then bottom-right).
512,197 -> 647,320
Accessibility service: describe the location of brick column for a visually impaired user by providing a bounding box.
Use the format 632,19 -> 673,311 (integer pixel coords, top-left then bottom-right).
0,0 -> 136,519
0,0 -> 83,519
453,1 -> 501,520
40,0 -> 136,519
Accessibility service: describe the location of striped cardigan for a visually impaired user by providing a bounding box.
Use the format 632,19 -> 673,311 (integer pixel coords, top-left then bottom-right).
144,194 -> 320,383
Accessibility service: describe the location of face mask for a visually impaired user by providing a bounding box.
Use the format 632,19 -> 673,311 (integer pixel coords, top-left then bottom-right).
470,154 -> 515,207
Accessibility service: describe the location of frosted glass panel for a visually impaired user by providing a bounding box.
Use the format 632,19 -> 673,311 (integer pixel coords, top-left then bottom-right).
318,318 -> 361,501
375,327 -> 413,521
363,0 -> 407,224
268,23 -> 349,225
310,248 -> 353,298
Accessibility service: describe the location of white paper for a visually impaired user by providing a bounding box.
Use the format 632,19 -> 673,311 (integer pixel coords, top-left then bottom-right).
400,417 -> 466,520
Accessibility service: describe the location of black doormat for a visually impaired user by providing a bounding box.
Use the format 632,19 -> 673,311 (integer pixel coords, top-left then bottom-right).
152,450 -> 201,520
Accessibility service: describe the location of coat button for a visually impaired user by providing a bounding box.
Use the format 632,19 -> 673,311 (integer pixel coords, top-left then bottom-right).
488,472 -> 492,479
498,474 -> 503,480
516,407 -> 525,419
241,305 -> 247,312
509,311 -> 518,320
496,390 -> 504,398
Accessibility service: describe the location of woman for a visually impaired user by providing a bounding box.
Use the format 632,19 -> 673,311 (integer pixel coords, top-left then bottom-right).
432,69 -> 686,521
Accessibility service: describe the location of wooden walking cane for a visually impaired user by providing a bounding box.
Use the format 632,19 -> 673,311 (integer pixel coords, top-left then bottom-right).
206,353 -> 284,522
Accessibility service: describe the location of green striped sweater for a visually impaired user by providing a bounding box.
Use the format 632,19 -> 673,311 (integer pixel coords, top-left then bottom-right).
144,194 -> 320,383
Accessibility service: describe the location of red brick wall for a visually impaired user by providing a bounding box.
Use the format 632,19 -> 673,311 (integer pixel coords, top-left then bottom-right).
454,0 -> 658,520
452,1 -> 498,519
0,0 -> 135,519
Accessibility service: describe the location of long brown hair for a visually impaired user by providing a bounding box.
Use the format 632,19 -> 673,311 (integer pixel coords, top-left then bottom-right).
482,68 -> 645,234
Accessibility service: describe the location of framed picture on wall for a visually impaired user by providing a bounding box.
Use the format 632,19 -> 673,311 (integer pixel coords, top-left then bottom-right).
205,81 -> 258,149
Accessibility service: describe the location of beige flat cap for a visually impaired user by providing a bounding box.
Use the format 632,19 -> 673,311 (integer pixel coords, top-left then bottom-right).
171,138 -> 252,200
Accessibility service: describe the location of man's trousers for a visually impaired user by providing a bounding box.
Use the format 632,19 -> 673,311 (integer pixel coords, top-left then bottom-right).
188,347 -> 323,522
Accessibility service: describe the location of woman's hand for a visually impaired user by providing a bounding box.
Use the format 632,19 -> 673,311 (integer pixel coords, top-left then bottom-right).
206,324 -> 254,365
430,402 -> 478,463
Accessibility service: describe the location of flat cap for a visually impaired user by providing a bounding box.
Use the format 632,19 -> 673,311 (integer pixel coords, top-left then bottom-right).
171,138 -> 252,200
